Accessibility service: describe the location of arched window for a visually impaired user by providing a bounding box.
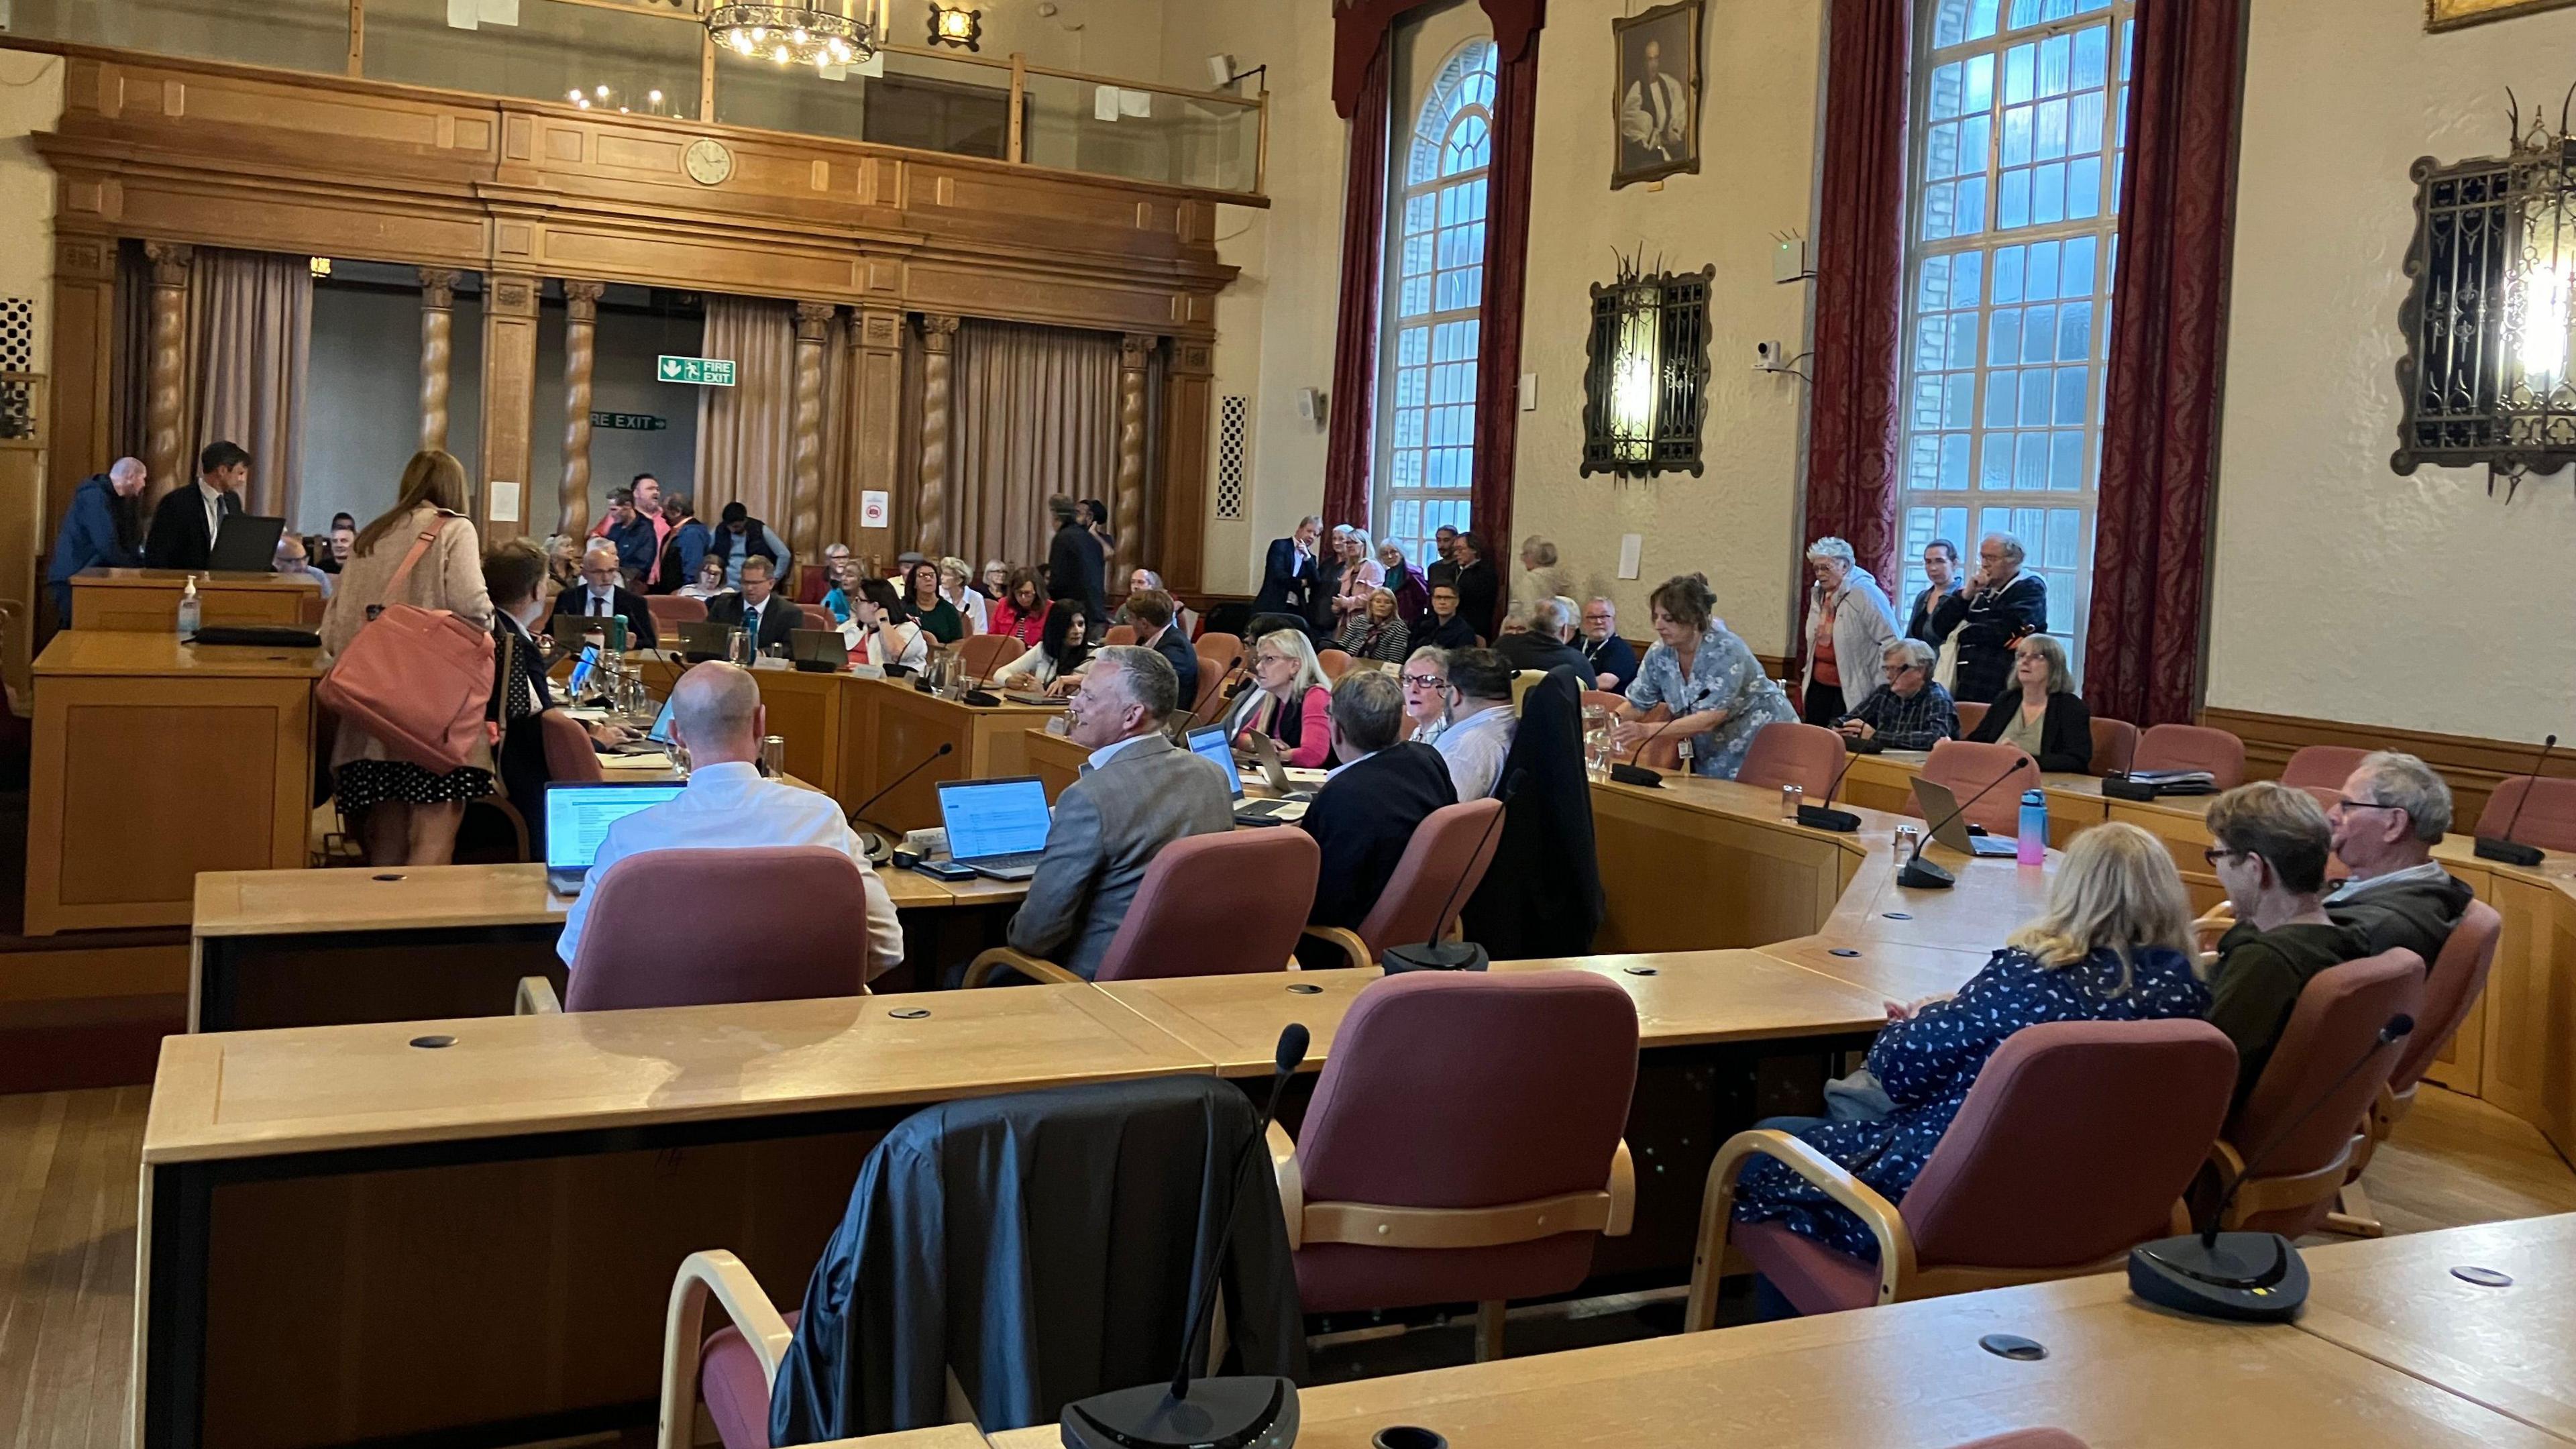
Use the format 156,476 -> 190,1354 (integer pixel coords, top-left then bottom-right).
1376,40 -> 1496,569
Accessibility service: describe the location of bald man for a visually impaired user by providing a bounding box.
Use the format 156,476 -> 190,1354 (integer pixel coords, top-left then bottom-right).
555,661 -> 902,973
48,456 -> 147,623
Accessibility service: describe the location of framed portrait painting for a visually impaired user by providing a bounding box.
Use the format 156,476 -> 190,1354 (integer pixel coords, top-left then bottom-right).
1613,1 -> 1703,189
2427,0 -> 2576,29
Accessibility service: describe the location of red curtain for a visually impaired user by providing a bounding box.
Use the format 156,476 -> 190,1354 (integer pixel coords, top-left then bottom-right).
1468,30 -> 1541,551
1335,0 -> 1544,119
1802,0 -> 1913,596
1322,42 -> 1391,533
2082,0 -> 2245,726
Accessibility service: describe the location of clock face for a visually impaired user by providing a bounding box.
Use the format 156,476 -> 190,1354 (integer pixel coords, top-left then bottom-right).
684,138 -> 733,186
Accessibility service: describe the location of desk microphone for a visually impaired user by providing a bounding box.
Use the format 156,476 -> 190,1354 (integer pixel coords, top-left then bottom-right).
1609,713 -> 1690,788
1385,768 -> 1523,973
1165,655 -> 1244,741
2128,1012 -> 2414,1322
959,653 -> 1003,709
845,741 -> 955,862
1796,747 -> 1866,833
2475,733 -> 2556,867
1060,1024 -> 1307,1449
1897,756 -> 2033,890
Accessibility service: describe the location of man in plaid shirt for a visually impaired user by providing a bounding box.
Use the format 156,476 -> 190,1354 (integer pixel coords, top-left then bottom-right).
1835,638 -> 1958,751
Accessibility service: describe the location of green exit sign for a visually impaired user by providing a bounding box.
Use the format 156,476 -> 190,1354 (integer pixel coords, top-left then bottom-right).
657,355 -> 737,386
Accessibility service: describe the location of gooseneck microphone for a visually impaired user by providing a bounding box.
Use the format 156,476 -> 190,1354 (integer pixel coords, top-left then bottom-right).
2128,1013 -> 2415,1322
2475,733 -> 2557,867
845,741 -> 955,860
1609,712 -> 1693,788
1896,757 -> 2034,890
1165,655 -> 1245,741
1059,1024 -> 1309,1449
1796,748 -> 1868,833
1385,768 -> 1523,973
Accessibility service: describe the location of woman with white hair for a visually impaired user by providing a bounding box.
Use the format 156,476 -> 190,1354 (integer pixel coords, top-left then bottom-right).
1517,534 -> 1573,614
1223,627 -> 1337,767
1116,566 -> 1199,639
1799,535 -> 1903,727
1330,525 -> 1385,628
937,555 -> 988,635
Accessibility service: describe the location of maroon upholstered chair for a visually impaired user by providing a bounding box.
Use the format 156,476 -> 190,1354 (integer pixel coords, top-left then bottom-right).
521,847 -> 875,1014
2131,724 -> 2246,788
1737,722 -> 1849,800
1303,799 -> 1503,971
1685,1020 -> 2236,1322
537,710 -> 606,784
963,828 -> 1320,985
1099,625 -> 1138,647
953,631 -> 1021,682
1316,647 -> 1355,681
1625,702 -> 1683,771
1914,739 -> 2036,836
1580,688 -> 1629,715
2215,951 -> 2423,1238
647,594 -> 708,627
2280,745 -> 2373,797
1276,971 -> 1640,1360
1951,1434 -> 2090,1449
1195,631 -> 1244,667
1186,659 -> 1231,724
2477,775 -> 2576,853
2088,718 -> 2139,776
797,604 -> 835,634
1952,700 -> 1989,737
2332,902 -> 2502,1236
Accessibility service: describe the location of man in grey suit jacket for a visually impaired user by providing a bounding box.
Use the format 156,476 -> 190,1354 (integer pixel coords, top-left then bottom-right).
1006,645 -> 1235,979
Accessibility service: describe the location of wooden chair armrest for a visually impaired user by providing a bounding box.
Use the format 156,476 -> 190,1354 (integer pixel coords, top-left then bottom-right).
657,1249 -> 792,1449
515,977 -> 563,1015
1605,1139 -> 1636,1238
962,946 -> 1081,987
1298,926 -> 1373,973
1684,1129 -> 1915,1332
1267,1120 -> 1303,1252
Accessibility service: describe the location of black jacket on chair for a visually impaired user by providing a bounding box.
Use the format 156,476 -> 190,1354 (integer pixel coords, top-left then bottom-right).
1964,689 -> 2096,775
1299,741 -> 1458,929
704,590 -> 804,655
1461,666 -> 1603,959
142,483 -> 243,571
547,582 -> 659,650
769,1074 -> 1306,1442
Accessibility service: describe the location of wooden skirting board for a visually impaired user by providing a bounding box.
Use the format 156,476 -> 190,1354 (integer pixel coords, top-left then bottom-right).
2202,706 -> 2569,833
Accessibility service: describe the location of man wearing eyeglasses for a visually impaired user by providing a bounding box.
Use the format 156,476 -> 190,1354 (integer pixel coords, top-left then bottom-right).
2320,751 -> 2475,967
1833,639 -> 1958,751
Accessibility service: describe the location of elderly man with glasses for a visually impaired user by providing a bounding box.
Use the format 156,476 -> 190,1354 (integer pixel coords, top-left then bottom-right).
1831,639 -> 1958,751
2320,751 -> 2476,967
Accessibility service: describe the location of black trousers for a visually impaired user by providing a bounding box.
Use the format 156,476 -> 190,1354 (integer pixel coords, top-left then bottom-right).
1802,680 -> 1847,727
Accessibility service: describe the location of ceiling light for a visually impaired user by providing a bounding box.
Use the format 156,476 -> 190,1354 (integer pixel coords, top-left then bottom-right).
710,2 -> 883,73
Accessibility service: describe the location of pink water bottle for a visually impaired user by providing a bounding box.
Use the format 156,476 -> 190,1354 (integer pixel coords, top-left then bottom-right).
2017,789 -> 2047,866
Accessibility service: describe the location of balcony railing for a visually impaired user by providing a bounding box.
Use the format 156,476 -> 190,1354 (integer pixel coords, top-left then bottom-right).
0,0 -> 1267,198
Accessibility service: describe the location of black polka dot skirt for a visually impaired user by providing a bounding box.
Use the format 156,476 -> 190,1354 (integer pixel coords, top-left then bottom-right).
335,760 -> 496,810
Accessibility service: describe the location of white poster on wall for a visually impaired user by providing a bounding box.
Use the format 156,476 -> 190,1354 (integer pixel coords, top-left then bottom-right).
489,480 -> 522,525
860,490 -> 890,529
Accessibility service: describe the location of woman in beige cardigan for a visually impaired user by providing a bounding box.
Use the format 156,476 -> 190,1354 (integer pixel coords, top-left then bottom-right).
319,449 -> 495,866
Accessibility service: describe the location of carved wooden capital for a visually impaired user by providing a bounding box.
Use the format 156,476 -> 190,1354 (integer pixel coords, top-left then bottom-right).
144,241 -> 194,288
56,237 -> 111,279
1120,333 -> 1159,372
1170,340 -> 1216,377
488,273 -> 539,316
419,268 -> 464,311
561,278 -> 604,321
918,313 -> 961,352
795,301 -> 837,341
853,307 -> 904,352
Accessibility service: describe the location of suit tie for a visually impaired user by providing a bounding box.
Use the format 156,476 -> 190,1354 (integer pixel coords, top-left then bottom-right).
745,604 -> 759,637
592,592 -> 610,617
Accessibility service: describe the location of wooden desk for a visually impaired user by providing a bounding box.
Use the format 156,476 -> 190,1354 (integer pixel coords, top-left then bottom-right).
851,678 -> 1061,833
27,631 -> 319,935
993,1269 -> 2552,1449
135,986 -> 1209,1449
187,860 -> 1030,1031
70,568 -> 320,631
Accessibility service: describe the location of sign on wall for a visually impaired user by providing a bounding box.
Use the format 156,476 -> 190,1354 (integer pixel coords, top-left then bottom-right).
656,356 -> 737,386
591,411 -> 668,430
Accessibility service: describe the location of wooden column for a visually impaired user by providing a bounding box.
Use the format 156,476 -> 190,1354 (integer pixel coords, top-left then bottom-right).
847,307 -> 906,566
1157,339 -> 1216,594
559,280 -> 603,539
790,302 -> 833,561
142,241 -> 193,504
915,313 -> 960,559
417,269 -> 462,454
45,237 -> 116,543
1115,332 -> 1155,585
477,272 -> 539,543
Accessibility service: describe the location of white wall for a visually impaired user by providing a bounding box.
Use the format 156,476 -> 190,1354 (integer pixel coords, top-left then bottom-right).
2203,0 -> 2576,741
0,48 -> 62,370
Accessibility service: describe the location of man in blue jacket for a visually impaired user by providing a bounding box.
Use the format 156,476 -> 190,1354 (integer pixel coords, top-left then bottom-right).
47,457 -> 147,625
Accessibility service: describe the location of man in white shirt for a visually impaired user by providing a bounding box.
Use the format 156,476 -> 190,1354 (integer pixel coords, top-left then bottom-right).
1433,647 -> 1518,801
557,661 -> 903,973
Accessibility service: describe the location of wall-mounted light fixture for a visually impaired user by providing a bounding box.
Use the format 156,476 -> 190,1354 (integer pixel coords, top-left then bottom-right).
1582,250 -> 1713,478
928,2 -> 983,50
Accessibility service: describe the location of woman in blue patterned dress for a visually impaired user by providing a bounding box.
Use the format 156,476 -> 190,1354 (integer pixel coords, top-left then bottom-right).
1731,822 -> 2210,1267
1613,573 -> 1799,780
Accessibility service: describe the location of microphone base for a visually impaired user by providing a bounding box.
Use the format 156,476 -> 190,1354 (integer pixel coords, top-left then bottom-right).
1061,1377 -> 1300,1449
962,689 -> 1002,707
1608,763 -> 1664,788
2100,775 -> 2160,802
2127,1232 -> 2308,1322
1796,804 -> 1862,833
1896,855 -> 1956,890
1383,940 -> 1491,973
2475,837 -> 2546,867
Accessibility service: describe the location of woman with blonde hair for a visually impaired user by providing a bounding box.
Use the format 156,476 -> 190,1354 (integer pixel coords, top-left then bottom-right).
1221,627 -> 1336,767
1729,822 -> 2208,1275
1337,586 -> 1411,662
319,449 -> 496,867
1330,525 -> 1385,627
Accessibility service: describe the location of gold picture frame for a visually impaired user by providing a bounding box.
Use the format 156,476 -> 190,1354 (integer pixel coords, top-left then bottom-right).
1611,0 -> 1703,190
2428,0 -> 2576,32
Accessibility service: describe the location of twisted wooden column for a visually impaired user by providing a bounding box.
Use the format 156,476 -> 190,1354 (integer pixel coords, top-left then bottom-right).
418,269 -> 462,455
916,314 -> 961,559
142,241 -> 193,501
791,302 -> 834,561
559,280 -> 604,540
1116,332 -> 1155,584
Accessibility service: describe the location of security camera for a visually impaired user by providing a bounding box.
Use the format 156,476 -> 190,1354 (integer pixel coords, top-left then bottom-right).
1207,54 -> 1238,87
1754,341 -> 1784,372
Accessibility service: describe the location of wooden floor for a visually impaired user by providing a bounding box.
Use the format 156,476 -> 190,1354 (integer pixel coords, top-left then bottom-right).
4,1085 -> 2571,1449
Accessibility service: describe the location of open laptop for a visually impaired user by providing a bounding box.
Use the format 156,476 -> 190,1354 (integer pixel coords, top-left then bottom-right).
1909,776 -> 2023,858
602,694 -> 676,756
543,781 -> 686,895
1241,731 -> 1326,799
934,775 -> 1054,881
789,628 -> 849,674
208,514 -> 286,573
676,621 -> 739,663
1188,724 -> 1303,824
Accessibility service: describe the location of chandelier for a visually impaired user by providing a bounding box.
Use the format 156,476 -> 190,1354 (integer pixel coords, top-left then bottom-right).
708,0 -> 884,70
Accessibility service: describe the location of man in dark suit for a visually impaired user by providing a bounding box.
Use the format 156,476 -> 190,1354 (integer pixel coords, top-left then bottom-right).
1493,597 -> 1589,680
1450,529 -> 1503,642
1300,669 -> 1457,934
1422,582 -> 1480,649
1125,587 -> 1200,716
704,555 -> 802,655
1424,525 -> 1462,597
1045,495 -> 1109,628
548,539 -> 660,649
1251,515 -> 1322,624
144,439 -> 249,570
1306,527 -> 1345,637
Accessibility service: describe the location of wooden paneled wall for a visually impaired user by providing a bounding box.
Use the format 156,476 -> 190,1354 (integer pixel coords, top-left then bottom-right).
2202,707 -> 2569,836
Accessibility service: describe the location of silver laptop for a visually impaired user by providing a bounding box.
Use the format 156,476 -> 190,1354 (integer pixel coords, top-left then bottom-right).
934,775 -> 1053,881
1189,724 -> 1301,824
1909,776 -> 2023,858
544,782 -> 686,894
1240,731 -> 1319,803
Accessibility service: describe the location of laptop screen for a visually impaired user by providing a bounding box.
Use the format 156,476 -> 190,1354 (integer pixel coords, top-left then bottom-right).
645,697 -> 676,745
1187,725 -> 1244,800
939,777 -> 1053,861
544,783 -> 685,869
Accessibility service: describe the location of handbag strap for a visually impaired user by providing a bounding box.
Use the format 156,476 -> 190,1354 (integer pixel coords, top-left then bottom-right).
384,512 -> 460,600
